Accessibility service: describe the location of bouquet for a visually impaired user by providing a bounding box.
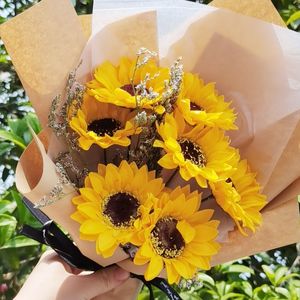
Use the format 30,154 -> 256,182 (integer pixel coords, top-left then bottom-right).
1,0 -> 300,297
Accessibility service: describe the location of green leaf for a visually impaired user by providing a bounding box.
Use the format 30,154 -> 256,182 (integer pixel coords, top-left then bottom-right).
25,113 -> 41,135
7,118 -> 26,137
11,190 -> 27,225
287,11 -> 300,25
274,267 -> 288,286
0,129 -> 26,149
0,142 -> 13,156
0,200 -> 17,214
238,281 -> 253,297
221,292 -> 245,300
262,265 -> 275,285
275,287 -> 290,298
0,214 -> 17,246
197,273 -> 215,286
0,236 -> 40,249
225,265 -> 255,275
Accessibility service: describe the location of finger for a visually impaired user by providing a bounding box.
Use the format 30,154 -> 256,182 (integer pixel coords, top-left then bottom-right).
57,265 -> 130,300
92,277 -> 142,300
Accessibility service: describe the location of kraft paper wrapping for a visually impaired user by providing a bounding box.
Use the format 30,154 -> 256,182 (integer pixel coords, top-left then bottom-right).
0,0 -> 299,275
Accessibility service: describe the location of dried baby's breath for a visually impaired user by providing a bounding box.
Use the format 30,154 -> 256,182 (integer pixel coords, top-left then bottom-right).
48,64 -> 85,145
160,56 -> 183,114
34,161 -> 75,208
55,152 -> 89,188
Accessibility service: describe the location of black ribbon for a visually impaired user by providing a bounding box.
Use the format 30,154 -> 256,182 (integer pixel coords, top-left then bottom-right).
21,198 -> 182,300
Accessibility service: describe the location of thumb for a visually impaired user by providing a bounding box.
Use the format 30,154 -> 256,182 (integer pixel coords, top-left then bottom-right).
58,265 -> 130,300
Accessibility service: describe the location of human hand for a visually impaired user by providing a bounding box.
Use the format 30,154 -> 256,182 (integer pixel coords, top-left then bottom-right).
15,250 -> 141,300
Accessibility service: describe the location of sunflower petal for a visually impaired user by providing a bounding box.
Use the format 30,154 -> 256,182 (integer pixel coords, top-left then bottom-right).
145,255 -> 164,281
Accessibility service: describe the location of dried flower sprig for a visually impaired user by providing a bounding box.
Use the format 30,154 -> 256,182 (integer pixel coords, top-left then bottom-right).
160,56 -> 183,114
130,48 -> 158,107
129,49 -> 183,172
34,161 -> 75,208
48,65 -> 85,152
55,152 -> 89,188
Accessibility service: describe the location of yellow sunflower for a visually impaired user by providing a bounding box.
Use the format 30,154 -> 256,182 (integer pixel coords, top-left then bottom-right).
210,160 -> 267,235
71,161 -> 165,258
69,94 -> 140,150
86,57 -> 168,113
176,72 -> 237,130
131,186 -> 220,284
154,113 -> 238,188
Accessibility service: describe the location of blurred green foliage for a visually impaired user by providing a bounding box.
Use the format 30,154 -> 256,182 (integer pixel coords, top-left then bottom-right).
0,0 -> 299,299
272,0 -> 300,30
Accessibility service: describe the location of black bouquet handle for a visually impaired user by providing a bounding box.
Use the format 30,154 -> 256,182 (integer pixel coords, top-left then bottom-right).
20,198 -> 182,300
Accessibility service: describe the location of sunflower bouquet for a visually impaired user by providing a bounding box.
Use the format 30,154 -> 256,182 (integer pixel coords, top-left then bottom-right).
45,48 -> 265,283
1,0 -> 300,297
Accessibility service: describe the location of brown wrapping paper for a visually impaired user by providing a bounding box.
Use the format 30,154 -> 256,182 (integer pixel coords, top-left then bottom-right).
0,0 -> 87,128
0,0 -> 299,275
210,0 -> 286,27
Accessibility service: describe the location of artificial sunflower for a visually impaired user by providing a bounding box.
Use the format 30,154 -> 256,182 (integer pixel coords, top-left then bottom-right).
176,72 -> 237,130
210,160 -> 267,235
71,160 -> 165,258
69,94 -> 140,150
86,57 -> 168,113
154,113 -> 238,188
131,186 -> 220,284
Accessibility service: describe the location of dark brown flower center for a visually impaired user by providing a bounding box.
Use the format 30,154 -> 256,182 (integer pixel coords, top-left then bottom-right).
178,138 -> 206,167
190,102 -> 203,111
150,217 -> 185,259
121,84 -> 136,96
88,118 -> 121,136
103,192 -> 140,227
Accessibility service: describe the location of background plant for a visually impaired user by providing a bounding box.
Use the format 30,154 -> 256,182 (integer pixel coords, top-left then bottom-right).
0,1 -> 299,299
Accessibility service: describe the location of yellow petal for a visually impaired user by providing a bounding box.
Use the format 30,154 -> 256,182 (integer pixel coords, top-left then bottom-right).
101,243 -> 119,258
145,255 -> 164,281
165,260 -> 180,284
171,259 -> 194,279
78,136 -> 94,150
96,231 -> 117,254
88,172 -> 107,197
158,154 -> 178,169
187,209 -> 214,226
193,224 -> 219,242
189,242 -> 219,256
153,139 -> 165,149
94,61 -> 121,91
176,220 -> 196,243
140,241 -> 154,258
80,219 -> 105,235
183,252 -> 211,270
80,188 -> 100,203
72,195 -> 86,205
70,211 -> 86,224
181,195 -> 200,217
179,166 -> 192,181
165,138 -> 181,152
77,203 -> 100,219
133,251 -> 151,265
195,175 -> 208,188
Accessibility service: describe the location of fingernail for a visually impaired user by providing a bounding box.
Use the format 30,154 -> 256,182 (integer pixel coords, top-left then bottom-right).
115,268 -> 130,281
